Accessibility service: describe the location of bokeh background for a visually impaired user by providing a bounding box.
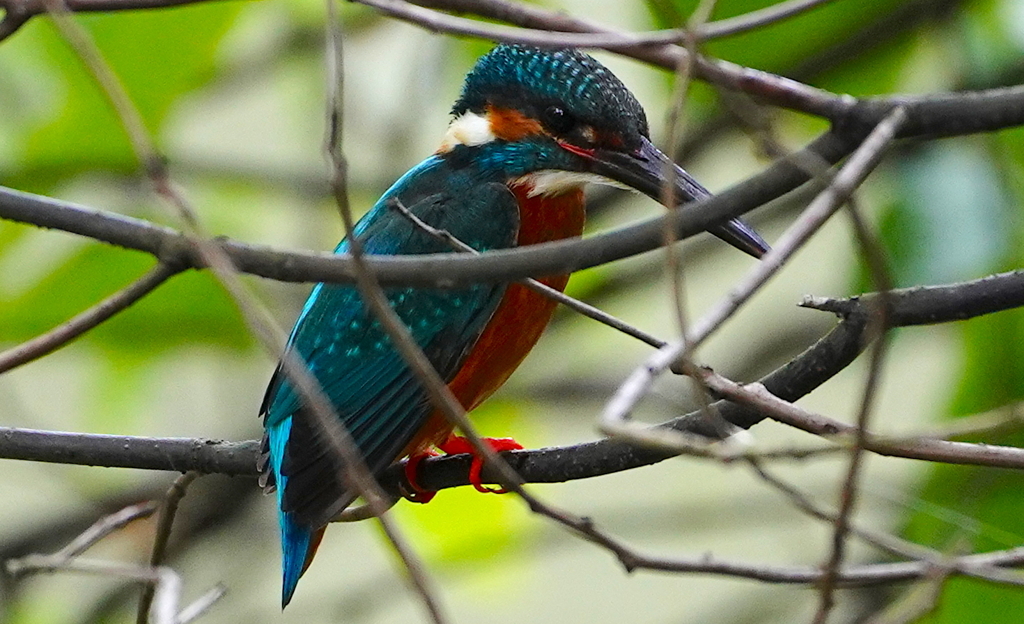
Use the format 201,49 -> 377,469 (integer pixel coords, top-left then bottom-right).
2,0 -> 1024,622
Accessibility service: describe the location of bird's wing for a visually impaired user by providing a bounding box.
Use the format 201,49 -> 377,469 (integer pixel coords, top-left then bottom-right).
262,172 -> 520,527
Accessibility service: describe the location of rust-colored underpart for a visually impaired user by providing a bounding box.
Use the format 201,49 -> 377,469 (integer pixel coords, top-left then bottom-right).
403,185 -> 586,455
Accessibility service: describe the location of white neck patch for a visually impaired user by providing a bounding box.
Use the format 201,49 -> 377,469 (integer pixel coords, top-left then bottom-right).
438,111 -> 496,152
515,170 -> 630,198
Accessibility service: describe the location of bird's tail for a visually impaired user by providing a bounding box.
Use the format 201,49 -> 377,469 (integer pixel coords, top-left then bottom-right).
267,417 -> 327,608
279,512 -> 326,607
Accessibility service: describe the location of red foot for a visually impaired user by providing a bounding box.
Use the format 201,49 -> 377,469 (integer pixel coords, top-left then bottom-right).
402,449 -> 440,503
439,436 -> 524,494
402,436 -> 524,501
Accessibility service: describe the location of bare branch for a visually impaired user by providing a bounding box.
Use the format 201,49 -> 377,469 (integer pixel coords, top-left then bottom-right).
748,462 -> 1024,586
3,262 -> 1024,483
4,79 -> 1024,288
176,585 -> 228,624
400,0 -> 848,118
322,3 -> 449,619
5,502 -> 226,624
48,502 -> 159,561
813,145 -> 901,622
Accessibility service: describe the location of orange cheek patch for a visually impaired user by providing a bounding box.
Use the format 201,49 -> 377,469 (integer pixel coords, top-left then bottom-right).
487,104 -> 545,141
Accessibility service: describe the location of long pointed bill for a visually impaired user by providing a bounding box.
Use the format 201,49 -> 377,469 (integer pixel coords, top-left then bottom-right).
579,136 -> 769,259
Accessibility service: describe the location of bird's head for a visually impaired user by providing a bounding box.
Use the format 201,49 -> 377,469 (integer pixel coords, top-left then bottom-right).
439,44 -> 767,258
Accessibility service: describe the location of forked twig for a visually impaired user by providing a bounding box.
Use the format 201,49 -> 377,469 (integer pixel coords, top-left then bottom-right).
6,503 -> 226,624
137,472 -> 202,624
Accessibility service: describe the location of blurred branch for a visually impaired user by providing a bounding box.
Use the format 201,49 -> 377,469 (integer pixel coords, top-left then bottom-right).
813,145 -> 899,621
0,0 -> 208,42
5,503 -> 226,624
44,502 -> 158,560
37,0 -> 447,614
321,4 -> 450,618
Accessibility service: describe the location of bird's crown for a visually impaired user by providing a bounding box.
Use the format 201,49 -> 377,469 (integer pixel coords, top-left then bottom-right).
451,44 -> 650,151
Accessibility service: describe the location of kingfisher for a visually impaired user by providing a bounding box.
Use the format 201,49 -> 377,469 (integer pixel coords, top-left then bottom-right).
260,44 -> 768,607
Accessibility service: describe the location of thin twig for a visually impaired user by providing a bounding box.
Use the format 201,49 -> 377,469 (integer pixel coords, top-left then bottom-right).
0,262 -> 180,374
322,3 -> 448,619
659,2 -> 706,340
696,0 -> 840,40
813,193 -> 896,622
4,502 -> 226,624
387,197 -> 667,348
176,584 -> 228,624
137,472 -> 201,624
861,568 -> 951,624
362,0 -> 848,119
50,502 -> 159,561
749,462 -> 1024,587
43,0 -> 446,613
8,556 -> 184,624
698,371 -> 1024,471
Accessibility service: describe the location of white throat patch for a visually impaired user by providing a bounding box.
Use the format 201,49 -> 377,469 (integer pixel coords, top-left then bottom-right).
438,111 -> 496,152
515,170 -> 630,198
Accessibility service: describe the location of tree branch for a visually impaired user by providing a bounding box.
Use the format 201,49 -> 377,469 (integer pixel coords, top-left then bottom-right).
3,269 -> 1024,484
3,80 -> 1024,288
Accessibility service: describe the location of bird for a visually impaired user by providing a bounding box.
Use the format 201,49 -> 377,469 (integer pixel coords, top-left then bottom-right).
260,43 -> 769,607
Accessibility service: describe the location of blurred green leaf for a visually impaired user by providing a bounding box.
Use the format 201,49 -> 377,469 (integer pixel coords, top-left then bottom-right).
899,115 -> 1024,624
0,237 -> 252,352
393,401 -> 537,567
857,140 -> 1013,291
16,3 -> 241,178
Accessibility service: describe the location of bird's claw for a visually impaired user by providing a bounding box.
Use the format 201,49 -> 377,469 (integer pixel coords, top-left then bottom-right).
439,436 -> 523,494
401,436 -> 524,501
402,449 -> 440,503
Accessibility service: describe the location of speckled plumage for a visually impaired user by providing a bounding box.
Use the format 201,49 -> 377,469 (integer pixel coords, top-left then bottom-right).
453,45 -> 649,146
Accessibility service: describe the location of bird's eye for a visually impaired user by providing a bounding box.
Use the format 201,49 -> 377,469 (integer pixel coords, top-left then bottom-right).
541,105 -> 576,135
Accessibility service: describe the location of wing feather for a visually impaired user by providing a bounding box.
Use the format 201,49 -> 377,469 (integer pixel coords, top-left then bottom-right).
262,158 -> 520,527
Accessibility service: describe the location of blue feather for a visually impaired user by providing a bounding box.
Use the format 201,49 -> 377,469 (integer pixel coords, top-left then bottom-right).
267,418 -> 310,607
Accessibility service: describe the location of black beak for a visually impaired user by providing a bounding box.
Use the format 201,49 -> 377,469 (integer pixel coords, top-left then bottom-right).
585,136 -> 769,258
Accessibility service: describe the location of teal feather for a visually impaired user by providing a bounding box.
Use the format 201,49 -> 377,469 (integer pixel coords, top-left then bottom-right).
262,155 -> 520,606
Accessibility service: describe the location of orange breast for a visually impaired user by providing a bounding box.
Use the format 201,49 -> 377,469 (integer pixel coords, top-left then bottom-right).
406,185 -> 586,452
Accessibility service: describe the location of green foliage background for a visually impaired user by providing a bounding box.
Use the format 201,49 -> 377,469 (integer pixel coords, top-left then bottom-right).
1,0 -> 1023,622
